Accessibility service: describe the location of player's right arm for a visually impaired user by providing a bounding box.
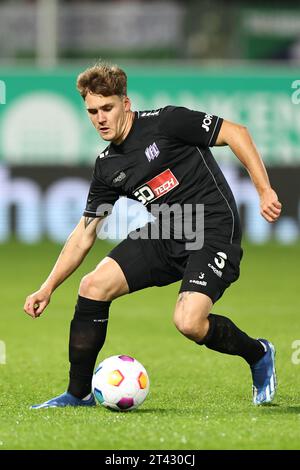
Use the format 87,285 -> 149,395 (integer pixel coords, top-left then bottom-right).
23,216 -> 103,319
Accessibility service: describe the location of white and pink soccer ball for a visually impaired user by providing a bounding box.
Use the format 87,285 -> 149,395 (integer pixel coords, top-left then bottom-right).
92,355 -> 150,411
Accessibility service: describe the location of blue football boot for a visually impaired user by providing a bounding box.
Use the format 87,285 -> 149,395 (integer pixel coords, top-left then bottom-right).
250,339 -> 277,405
30,391 -> 96,409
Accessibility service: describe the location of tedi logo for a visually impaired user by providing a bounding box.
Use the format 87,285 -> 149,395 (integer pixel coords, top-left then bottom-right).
133,169 -> 179,205
201,113 -> 213,132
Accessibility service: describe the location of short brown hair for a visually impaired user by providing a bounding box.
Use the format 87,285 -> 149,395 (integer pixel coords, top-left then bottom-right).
76,63 -> 127,99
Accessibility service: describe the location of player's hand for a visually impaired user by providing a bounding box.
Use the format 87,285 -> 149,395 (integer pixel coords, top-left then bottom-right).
23,288 -> 51,319
260,188 -> 282,223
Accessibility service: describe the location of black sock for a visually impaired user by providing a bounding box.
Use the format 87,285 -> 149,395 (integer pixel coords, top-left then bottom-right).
198,313 -> 265,365
67,295 -> 111,399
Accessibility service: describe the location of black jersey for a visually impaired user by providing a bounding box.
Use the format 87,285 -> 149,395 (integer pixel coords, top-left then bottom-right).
84,106 -> 242,244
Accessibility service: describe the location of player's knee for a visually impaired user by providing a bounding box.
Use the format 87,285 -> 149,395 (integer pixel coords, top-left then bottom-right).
79,271 -> 114,301
173,312 -> 208,341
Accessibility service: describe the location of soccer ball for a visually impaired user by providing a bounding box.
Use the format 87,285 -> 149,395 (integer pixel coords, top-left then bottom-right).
92,355 -> 150,411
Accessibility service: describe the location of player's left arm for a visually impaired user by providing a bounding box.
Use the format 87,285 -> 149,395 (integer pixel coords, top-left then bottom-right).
215,120 -> 282,223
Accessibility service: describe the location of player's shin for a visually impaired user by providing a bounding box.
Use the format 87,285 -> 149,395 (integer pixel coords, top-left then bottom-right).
197,313 -> 265,365
68,295 -> 111,399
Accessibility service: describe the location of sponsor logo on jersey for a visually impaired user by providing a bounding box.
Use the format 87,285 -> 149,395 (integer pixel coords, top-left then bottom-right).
208,263 -> 223,278
133,169 -> 179,205
189,279 -> 207,287
201,113 -> 213,132
145,142 -> 160,162
140,110 -> 160,117
214,251 -> 227,269
112,171 -> 126,186
189,274 -> 207,287
207,251 -> 227,278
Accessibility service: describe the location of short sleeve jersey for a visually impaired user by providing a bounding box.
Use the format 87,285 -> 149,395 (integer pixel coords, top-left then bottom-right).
84,106 -> 241,244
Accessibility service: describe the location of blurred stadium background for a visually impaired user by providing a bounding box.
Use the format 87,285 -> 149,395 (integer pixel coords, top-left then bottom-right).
0,0 -> 300,245
1,0 -> 300,450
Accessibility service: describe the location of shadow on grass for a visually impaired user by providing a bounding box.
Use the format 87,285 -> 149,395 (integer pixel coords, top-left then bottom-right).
256,403 -> 300,414
103,408 -> 186,414
87,407 -> 205,416
41,401 -> 300,416
140,403 -> 300,416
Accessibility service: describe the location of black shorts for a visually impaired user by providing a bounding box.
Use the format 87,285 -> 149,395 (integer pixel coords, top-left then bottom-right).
108,227 -> 243,304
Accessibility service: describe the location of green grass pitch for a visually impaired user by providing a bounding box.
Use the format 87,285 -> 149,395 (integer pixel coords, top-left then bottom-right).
0,239 -> 299,450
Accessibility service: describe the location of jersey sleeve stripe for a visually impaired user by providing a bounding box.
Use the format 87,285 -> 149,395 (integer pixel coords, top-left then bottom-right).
207,116 -> 221,147
196,146 -> 235,244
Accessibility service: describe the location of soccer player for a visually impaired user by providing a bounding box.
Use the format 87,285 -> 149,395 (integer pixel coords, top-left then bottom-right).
24,63 -> 282,409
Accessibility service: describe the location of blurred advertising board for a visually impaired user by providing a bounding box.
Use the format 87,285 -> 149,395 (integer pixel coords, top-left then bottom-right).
0,164 -> 298,245
0,66 -> 300,166
240,8 -> 300,60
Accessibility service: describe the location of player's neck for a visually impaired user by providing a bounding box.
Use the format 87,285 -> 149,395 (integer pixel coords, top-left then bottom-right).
114,111 -> 135,145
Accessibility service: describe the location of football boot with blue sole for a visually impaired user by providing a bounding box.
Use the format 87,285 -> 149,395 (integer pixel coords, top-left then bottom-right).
30,391 -> 96,409
251,339 -> 277,405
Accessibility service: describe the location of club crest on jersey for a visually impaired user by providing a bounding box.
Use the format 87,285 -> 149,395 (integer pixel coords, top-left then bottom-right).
133,169 -> 179,205
145,142 -> 160,162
